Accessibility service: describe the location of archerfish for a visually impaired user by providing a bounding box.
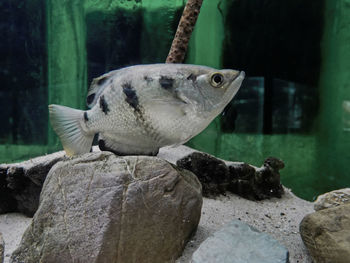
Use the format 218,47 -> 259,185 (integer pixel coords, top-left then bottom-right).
49,63 -> 245,156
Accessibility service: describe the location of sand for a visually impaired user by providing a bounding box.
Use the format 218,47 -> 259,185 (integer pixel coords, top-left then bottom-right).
0,213 -> 32,263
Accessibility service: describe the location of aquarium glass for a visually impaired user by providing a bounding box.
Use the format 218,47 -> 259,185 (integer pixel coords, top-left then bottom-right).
1,0 -> 349,200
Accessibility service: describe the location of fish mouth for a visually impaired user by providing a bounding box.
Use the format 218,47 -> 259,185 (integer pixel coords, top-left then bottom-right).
228,70 -> 245,89
233,71 -> 245,81
222,70 -> 245,104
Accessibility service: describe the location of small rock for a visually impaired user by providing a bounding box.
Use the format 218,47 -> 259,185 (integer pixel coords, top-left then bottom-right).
11,152 -> 202,263
300,203 -> 350,263
314,188 -> 350,211
191,219 -> 289,263
265,214 -> 272,219
0,232 -> 4,263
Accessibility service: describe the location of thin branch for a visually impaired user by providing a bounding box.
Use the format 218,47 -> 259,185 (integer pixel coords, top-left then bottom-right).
166,0 -> 203,63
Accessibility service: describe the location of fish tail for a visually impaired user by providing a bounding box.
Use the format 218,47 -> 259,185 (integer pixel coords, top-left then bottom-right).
48,104 -> 94,156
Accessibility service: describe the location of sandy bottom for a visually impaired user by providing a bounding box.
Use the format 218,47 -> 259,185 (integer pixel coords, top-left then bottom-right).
0,213 -> 32,263
0,190 -> 313,263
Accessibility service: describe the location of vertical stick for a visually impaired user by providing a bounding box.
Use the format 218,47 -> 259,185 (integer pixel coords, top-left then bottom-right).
166,0 -> 203,63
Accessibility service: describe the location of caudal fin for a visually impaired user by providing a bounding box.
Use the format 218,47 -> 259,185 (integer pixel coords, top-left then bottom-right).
49,104 -> 94,156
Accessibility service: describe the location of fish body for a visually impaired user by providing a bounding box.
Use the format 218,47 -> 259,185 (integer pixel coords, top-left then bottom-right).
49,64 -> 245,156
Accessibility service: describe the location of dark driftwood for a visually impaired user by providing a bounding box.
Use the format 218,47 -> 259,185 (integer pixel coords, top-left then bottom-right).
166,0 -> 203,63
176,152 -> 285,200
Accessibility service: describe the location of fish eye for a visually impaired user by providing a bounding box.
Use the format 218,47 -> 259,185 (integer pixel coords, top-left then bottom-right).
210,73 -> 225,88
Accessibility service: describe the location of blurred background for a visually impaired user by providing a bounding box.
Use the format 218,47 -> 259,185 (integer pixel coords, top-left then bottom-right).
0,0 -> 349,200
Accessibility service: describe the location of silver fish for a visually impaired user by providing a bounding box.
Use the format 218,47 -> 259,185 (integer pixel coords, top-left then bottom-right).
49,63 -> 245,156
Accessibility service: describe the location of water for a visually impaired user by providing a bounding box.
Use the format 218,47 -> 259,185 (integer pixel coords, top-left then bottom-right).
1,0 -> 349,201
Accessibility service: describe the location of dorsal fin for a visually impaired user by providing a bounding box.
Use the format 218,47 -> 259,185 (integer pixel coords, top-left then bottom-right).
86,69 -> 120,108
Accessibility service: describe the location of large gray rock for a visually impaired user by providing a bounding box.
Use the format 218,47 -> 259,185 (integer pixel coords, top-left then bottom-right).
191,219 -> 289,263
0,232 -> 4,263
11,152 -> 202,263
0,151 -> 65,216
300,203 -> 350,263
314,188 -> 350,211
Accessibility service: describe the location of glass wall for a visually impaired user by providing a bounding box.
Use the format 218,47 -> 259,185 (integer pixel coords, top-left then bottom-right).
1,0 -> 349,200
0,0 -> 48,161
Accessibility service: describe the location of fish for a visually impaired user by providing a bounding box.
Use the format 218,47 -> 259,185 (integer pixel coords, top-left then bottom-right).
49,63 -> 245,156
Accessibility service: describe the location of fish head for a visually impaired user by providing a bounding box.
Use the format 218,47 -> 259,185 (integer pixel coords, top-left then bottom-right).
177,68 -> 245,116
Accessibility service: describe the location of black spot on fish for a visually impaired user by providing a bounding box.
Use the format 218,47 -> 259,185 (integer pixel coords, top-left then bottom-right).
83,111 -> 89,122
122,83 -> 139,111
87,93 -> 95,105
159,76 -> 174,90
144,75 -> 153,83
99,95 -> 109,114
97,76 -> 109,86
187,74 -> 197,82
